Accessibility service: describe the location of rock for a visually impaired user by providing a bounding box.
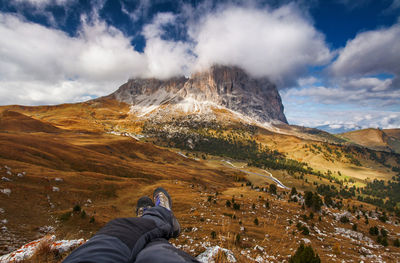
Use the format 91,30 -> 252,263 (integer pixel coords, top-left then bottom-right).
52,186 -> 59,192
54,178 -> 63,182
301,238 -> 311,244
1,219 -> 8,224
1,177 -> 12,182
110,65 -> 287,124
254,245 -> 264,252
84,199 -> 92,207
1,189 -> 11,196
38,226 -> 55,234
17,173 -> 23,178
0,208 -> 4,214
332,211 -> 353,221
255,255 -> 265,262
359,247 -> 372,255
196,245 -> 236,263
0,235 -> 85,262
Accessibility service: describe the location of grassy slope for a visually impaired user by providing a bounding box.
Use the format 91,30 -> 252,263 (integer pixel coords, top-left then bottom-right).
0,113 -> 240,254
255,128 -> 396,184
340,128 -> 400,154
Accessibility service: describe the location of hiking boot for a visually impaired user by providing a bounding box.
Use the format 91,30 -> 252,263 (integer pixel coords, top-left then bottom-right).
136,196 -> 154,217
153,187 -> 172,211
153,187 -> 180,237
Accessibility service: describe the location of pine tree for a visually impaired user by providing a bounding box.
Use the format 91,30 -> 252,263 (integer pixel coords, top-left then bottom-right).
289,243 -> 321,263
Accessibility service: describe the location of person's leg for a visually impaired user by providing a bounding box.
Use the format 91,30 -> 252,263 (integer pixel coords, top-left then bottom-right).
63,192 -> 179,263
135,239 -> 200,263
134,188 -> 199,263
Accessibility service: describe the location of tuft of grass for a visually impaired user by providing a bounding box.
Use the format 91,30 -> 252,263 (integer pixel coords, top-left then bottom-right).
214,248 -> 229,263
59,211 -> 72,221
80,210 -> 86,218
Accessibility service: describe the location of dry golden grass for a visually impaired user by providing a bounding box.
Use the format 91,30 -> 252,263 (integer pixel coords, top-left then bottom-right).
255,131 -> 397,183
385,129 -> 400,140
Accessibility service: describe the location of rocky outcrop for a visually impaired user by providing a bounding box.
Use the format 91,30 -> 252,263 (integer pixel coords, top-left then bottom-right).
110,65 -> 287,124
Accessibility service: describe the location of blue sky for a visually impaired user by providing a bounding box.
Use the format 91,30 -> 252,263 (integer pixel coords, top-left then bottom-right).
0,0 -> 399,130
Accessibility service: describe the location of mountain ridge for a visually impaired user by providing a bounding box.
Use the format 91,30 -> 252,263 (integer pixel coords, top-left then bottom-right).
108,65 -> 287,124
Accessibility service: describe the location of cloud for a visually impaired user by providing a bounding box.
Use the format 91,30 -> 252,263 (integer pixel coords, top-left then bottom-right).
323,111 -> 400,130
0,13 -> 147,105
386,0 -> 400,12
283,100 -> 400,129
335,0 -> 372,9
121,0 -> 152,22
330,23 -> 400,80
190,4 -> 332,84
283,22 -> 400,128
297,76 -> 318,86
133,3 -> 332,84
282,78 -> 400,106
141,13 -> 195,78
12,0 -> 70,6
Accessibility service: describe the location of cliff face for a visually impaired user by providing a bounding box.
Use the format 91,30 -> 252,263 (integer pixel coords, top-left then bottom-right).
111,65 -> 287,124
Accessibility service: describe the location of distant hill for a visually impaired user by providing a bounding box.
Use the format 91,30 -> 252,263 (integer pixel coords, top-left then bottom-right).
340,128 -> 400,153
314,124 -> 361,134
0,110 -> 61,133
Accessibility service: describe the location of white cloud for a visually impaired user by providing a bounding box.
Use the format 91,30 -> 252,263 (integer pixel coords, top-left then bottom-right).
121,0 -> 152,22
284,104 -> 400,130
297,76 -> 318,86
282,23 -> 400,129
330,23 -> 400,79
0,13 -> 147,105
347,77 -> 392,91
136,4 -> 332,83
13,0 -> 70,6
282,79 -> 400,106
190,4 -> 332,84
142,13 -> 195,79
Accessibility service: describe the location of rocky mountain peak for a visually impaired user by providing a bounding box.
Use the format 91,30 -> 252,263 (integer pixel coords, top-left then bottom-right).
110,65 -> 287,124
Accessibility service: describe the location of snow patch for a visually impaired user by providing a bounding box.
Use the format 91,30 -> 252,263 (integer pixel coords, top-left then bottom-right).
38,226 -> 55,234
196,246 -> 236,263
